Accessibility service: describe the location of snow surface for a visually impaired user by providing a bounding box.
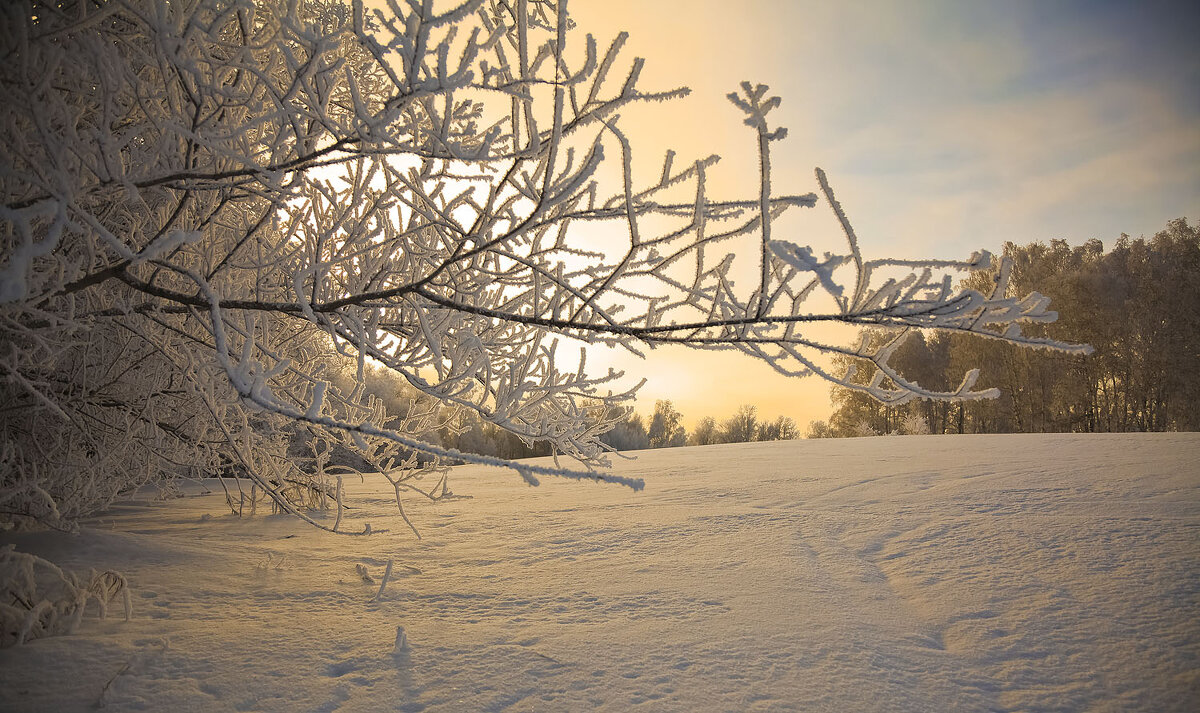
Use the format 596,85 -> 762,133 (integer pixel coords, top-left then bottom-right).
2,433 -> 1198,712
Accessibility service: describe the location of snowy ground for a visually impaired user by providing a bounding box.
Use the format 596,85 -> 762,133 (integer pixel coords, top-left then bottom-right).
2,433 -> 1198,712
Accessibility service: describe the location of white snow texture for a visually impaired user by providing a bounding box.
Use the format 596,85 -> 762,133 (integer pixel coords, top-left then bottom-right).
1,433 -> 1197,712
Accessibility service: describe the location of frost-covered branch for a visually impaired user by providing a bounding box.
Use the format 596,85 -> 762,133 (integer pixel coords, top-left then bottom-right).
0,0 -> 1088,532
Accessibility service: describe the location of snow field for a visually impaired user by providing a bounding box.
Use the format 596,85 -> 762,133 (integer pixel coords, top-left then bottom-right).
1,433 -> 1197,712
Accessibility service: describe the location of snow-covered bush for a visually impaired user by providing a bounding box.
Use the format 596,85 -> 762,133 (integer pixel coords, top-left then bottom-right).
0,546 -> 130,648
854,421 -> 879,438
0,0 -> 1088,532
900,413 -> 932,435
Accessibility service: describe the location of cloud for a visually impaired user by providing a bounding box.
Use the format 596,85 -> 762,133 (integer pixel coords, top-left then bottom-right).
756,0 -> 1200,254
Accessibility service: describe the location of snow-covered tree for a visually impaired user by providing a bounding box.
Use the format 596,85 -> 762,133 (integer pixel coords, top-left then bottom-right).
0,0 -> 1089,532
757,415 -> 798,441
597,410 -> 649,452
646,400 -> 687,448
899,413 -> 931,436
690,416 -> 720,446
804,420 -> 835,439
854,421 -> 879,438
720,405 -> 760,443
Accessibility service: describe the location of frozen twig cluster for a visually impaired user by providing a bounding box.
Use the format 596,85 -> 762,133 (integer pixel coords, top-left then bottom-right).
0,0 -> 1087,531
0,545 -> 131,647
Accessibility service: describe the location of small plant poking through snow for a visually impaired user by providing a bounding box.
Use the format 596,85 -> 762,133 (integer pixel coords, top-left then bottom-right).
1,545 -> 131,647
371,560 -> 395,603
253,553 -> 287,574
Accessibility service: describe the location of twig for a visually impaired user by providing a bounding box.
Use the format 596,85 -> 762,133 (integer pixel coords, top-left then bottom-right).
95,639 -> 168,708
370,559 -> 394,602
96,660 -> 132,708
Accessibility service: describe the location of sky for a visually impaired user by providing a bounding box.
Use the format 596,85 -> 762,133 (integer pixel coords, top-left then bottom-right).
561,0 -> 1200,429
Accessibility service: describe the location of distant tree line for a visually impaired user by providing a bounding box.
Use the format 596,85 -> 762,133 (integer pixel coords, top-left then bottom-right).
302,367 -> 800,466
599,401 -> 799,452
808,218 -> 1200,438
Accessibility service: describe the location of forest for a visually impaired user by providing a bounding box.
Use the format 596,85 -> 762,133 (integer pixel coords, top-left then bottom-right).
809,218 -> 1200,438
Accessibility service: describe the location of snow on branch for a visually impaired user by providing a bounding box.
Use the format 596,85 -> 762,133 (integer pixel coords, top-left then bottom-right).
0,0 -> 1089,533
